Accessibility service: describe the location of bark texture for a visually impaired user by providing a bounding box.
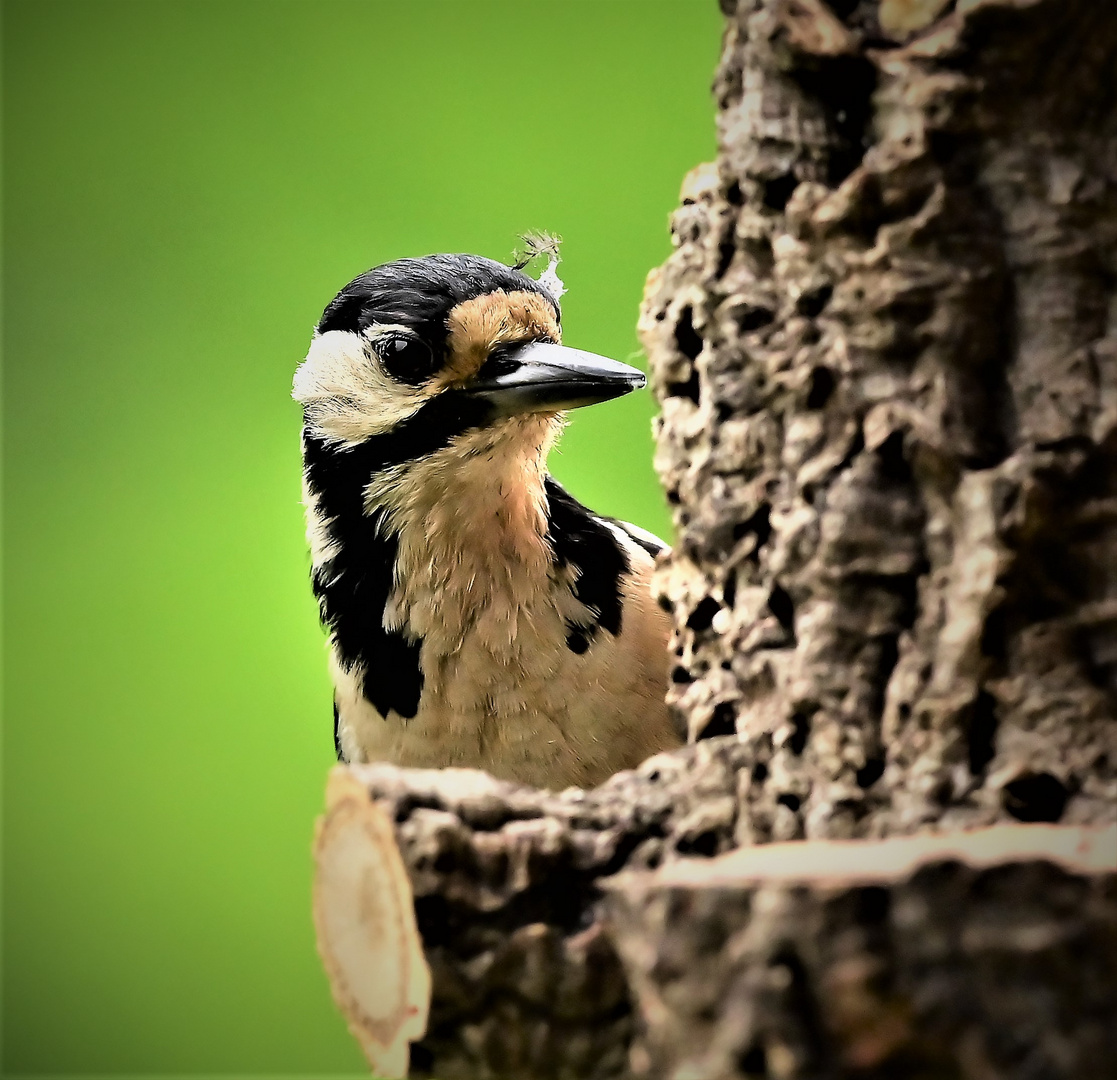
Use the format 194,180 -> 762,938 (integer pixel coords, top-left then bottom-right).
341,753 -> 755,1080
312,2 -> 1117,1076
332,764 -> 1115,1079
643,0 -> 1117,840
608,826 -> 1117,1080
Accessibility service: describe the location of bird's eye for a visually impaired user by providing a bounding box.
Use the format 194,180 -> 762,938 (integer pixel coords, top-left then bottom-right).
375,334 -> 438,385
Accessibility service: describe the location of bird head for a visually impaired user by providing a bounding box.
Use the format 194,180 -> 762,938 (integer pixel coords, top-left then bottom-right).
293,253 -> 646,458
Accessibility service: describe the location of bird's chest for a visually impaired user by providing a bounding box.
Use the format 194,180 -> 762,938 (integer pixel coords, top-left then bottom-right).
333,551 -> 599,780
379,450 -> 578,660
396,530 -> 583,706
322,437 -> 675,786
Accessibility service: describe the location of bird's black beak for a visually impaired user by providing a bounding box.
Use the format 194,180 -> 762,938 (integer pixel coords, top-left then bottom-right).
459,341 -> 646,417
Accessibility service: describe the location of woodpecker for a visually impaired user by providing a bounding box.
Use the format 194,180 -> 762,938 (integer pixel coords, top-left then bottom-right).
294,253 -> 682,789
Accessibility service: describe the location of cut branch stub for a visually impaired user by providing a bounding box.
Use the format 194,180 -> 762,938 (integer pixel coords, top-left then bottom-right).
313,767 -> 431,1078
316,766 -> 1117,1079
606,823 -> 1117,1079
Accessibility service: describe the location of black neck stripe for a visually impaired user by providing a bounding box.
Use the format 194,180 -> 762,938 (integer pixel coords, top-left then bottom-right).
544,477 -> 630,652
302,391 -> 497,519
301,390 -> 498,721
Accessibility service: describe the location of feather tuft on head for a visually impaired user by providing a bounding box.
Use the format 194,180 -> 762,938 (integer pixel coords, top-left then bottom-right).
511,231 -> 566,300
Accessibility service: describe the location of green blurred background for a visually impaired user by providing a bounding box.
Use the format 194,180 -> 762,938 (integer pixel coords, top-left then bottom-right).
2,0 -> 718,1073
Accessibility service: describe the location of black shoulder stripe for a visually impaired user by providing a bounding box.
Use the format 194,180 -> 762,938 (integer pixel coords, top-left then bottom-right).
303,434 -> 428,719
333,699 -> 344,760
545,477 -> 630,653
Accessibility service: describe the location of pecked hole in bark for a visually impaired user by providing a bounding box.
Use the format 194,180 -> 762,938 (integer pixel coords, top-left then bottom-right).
674,306 -> 704,360
788,711 -> 811,755
966,690 -> 999,777
716,233 -> 737,279
733,503 -> 773,560
805,366 -> 835,409
687,596 -> 723,632
795,283 -> 832,318
767,585 -> 795,638
761,173 -> 799,211
735,304 -> 776,332
874,632 -> 902,705
788,55 -> 877,187
873,429 -> 911,484
723,571 -> 737,610
1002,773 -> 1070,824
698,702 -> 739,741
981,604 -> 1008,664
737,1045 -> 767,1076
676,829 -> 722,857
855,884 -> 890,923
856,757 -> 885,789
665,367 -> 701,403
767,947 -> 826,1056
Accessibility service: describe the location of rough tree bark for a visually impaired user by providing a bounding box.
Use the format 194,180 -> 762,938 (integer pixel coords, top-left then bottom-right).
312,2 -> 1117,1077
647,0 -> 1117,841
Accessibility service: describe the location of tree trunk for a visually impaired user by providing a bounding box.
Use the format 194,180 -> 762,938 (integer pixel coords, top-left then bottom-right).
645,0 -> 1117,838
315,765 -> 1114,1079
312,1 -> 1117,1076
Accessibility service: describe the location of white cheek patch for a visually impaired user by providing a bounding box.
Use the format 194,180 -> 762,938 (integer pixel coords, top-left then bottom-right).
293,329 -> 430,446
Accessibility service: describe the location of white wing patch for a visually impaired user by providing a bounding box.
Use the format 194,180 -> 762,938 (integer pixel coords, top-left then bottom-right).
600,518 -> 669,560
